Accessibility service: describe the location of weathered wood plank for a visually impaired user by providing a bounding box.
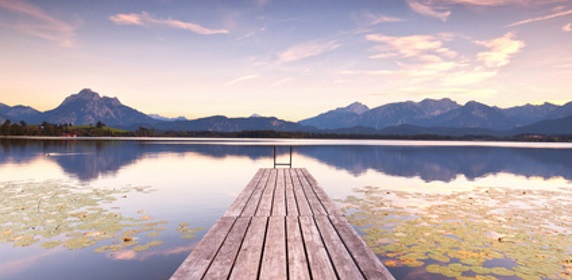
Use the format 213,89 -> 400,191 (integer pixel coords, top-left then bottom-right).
329,214 -> 395,280
224,169 -> 266,217
299,216 -> 337,279
300,168 -> 339,216
172,168 -> 395,280
272,168 -> 286,216
170,216 -> 236,280
260,216 -> 287,279
285,169 -> 299,216
295,169 -> 327,216
314,216 -> 365,279
290,169 -> 312,216
255,169 -> 277,217
229,217 -> 268,280
241,168 -> 271,217
286,216 -> 311,280
203,217 -> 251,280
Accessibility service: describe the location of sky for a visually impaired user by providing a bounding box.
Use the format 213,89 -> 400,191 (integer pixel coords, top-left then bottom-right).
0,0 -> 571,121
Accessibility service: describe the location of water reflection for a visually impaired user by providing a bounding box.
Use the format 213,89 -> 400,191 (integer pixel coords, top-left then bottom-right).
0,180 -> 204,252
298,146 -> 572,182
341,185 -> 572,279
2,139 -> 572,182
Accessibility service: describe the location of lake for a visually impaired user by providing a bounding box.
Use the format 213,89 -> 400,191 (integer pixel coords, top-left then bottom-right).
1,138 -> 571,279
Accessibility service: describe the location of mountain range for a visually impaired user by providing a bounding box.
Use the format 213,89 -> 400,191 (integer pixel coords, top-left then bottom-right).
1,88 -> 572,137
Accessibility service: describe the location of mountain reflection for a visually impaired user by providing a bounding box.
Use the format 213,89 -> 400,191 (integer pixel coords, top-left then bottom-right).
2,138 -> 572,182
296,146 -> 572,182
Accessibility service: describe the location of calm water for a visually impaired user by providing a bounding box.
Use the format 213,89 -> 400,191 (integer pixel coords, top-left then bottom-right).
1,138 -> 572,280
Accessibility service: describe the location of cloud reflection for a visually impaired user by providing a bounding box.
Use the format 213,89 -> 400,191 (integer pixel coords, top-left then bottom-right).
2,139 -> 572,183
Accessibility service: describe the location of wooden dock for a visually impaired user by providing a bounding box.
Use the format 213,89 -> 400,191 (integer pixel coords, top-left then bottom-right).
171,168 -> 395,280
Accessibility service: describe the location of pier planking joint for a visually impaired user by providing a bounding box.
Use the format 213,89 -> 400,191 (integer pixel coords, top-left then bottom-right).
171,168 -> 395,280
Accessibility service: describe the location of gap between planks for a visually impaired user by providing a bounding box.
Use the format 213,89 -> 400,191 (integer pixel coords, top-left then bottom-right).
171,168 -> 395,280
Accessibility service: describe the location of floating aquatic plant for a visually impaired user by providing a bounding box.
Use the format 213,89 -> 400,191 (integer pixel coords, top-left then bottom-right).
177,222 -> 206,239
341,186 -> 572,279
0,180 -> 203,254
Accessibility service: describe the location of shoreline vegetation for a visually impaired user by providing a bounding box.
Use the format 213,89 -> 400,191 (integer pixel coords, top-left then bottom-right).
1,120 -> 571,142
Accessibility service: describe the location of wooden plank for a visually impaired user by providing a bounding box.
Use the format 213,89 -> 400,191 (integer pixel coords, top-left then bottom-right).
260,216 -> 287,279
272,168 -> 286,216
285,169 -> 299,216
203,217 -> 251,280
300,168 -> 339,216
329,214 -> 395,280
170,216 -> 236,280
295,169 -> 327,216
255,169 -> 277,217
290,168 -> 312,216
299,216 -> 337,279
286,216 -> 310,280
314,216 -> 365,279
224,169 -> 266,217
172,169 -> 395,280
241,168 -> 271,217
229,217 -> 268,280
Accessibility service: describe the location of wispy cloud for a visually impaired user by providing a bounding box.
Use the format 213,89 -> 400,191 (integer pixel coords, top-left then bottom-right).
226,74 -> 260,86
563,23 -> 572,32
358,33 -> 463,84
366,33 -> 457,60
406,0 -> 550,21
508,9 -> 572,27
237,27 -> 266,41
406,0 -> 451,21
277,40 -> 339,63
0,0 -> 77,46
269,78 -> 293,87
109,12 -> 229,35
441,69 -> 498,86
476,32 -> 525,68
347,31 -> 525,88
354,10 -> 403,26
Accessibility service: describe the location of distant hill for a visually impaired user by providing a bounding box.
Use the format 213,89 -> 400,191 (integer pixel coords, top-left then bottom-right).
545,101 -> 572,120
425,101 -> 514,130
357,98 -> 461,130
2,89 -> 572,137
0,89 -> 155,126
509,115 -> 572,136
302,98 -> 572,134
502,102 -> 558,127
148,114 -> 188,122
0,103 -> 41,124
0,103 -> 7,123
301,98 -> 461,130
148,115 -> 316,132
40,89 -> 155,126
299,102 -> 369,129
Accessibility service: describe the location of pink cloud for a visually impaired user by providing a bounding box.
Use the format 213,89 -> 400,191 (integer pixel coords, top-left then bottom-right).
508,9 -> 572,27
109,12 -> 229,35
0,0 -> 77,46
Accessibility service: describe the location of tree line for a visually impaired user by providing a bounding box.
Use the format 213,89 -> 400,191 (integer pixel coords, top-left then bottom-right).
1,119 -> 571,142
0,120 -> 120,137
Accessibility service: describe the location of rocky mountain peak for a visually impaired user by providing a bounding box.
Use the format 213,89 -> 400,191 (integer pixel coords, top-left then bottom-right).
329,102 -> 369,116
77,88 -> 101,99
61,88 -> 101,106
343,102 -> 369,115
417,98 -> 460,116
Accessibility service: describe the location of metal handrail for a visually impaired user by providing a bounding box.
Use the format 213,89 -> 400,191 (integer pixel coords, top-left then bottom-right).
273,146 -> 292,168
